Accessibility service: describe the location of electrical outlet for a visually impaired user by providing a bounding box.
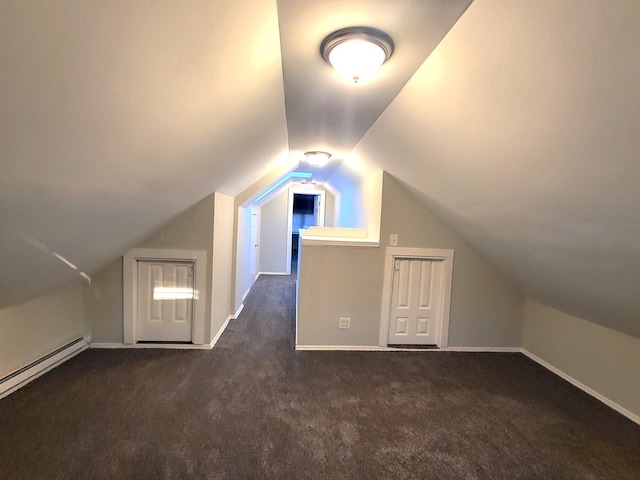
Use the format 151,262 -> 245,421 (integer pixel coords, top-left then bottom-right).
339,317 -> 351,329
390,234 -> 398,246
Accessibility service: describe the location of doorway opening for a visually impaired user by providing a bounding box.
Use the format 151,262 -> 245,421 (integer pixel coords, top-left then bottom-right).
287,190 -> 325,274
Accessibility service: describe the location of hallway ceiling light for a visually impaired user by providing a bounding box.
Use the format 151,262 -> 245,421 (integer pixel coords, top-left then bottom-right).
320,27 -> 394,84
300,180 -> 316,190
304,150 -> 332,167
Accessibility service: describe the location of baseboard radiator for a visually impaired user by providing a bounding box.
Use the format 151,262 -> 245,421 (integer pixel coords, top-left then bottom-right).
0,336 -> 89,400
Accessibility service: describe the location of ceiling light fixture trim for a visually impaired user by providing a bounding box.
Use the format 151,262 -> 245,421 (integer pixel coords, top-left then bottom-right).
320,26 -> 394,84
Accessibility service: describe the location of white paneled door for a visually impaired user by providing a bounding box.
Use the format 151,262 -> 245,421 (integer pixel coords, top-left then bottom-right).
388,258 -> 443,345
137,260 -> 194,342
250,207 -> 260,279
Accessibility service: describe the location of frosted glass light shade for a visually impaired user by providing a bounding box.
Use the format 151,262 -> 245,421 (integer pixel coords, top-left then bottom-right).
321,27 -> 394,84
328,40 -> 386,83
304,151 -> 332,167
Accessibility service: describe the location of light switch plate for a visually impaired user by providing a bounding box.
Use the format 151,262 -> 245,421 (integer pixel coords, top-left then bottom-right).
390,234 -> 398,246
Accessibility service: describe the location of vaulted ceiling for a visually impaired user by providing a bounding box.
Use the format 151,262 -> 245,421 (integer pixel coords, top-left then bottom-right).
2,1 -> 639,338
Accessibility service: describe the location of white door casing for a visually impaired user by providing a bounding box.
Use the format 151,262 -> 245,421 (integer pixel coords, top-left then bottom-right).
387,258 -> 442,345
123,248 -> 207,345
137,260 -> 194,342
313,195 -> 322,226
250,207 -> 261,280
379,247 -> 454,348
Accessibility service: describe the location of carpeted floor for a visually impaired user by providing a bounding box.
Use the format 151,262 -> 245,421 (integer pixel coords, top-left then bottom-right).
0,273 -> 639,479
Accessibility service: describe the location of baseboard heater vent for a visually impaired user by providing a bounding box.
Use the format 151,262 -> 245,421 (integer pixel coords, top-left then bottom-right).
0,336 -> 88,400
387,344 -> 439,350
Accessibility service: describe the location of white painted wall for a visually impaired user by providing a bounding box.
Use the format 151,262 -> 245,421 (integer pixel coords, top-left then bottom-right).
211,192 -> 234,336
523,300 -> 640,420
325,167 -> 382,240
0,284 -> 85,378
324,190 -> 336,227
259,188 -> 289,274
234,206 -> 253,312
363,170 -> 383,241
326,166 -> 367,229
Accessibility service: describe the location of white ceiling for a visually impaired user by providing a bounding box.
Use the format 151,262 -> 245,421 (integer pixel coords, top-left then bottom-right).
1,0 -> 639,338
277,0 -> 471,160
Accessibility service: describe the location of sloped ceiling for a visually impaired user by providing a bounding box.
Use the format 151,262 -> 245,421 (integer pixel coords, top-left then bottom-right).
353,0 -> 640,337
1,0 -> 639,338
1,0 -> 290,306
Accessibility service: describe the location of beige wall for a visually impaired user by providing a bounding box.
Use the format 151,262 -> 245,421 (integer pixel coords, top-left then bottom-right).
259,188 -> 289,273
86,195 -> 215,343
84,259 -> 123,343
298,245 -> 383,345
140,194 -> 215,340
523,300 -> 640,418
380,174 -> 523,346
138,195 -> 214,254
297,172 -> 523,347
0,284 -> 85,378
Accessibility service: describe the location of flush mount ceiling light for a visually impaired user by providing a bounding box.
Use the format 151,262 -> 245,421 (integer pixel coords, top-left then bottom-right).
304,150 -> 332,167
300,180 -> 316,190
320,26 -> 394,84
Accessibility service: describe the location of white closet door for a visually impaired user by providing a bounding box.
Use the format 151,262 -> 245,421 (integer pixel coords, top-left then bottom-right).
137,260 -> 194,342
388,258 -> 443,345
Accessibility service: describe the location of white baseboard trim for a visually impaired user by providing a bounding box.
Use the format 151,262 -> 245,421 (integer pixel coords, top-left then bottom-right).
295,345 -> 521,352
209,317 -> 231,348
259,271 -> 288,276
0,336 -> 89,400
443,346 -> 522,353
91,315 -> 235,351
296,345 -> 390,351
233,303 -> 244,319
521,349 -> 640,426
90,342 -> 214,350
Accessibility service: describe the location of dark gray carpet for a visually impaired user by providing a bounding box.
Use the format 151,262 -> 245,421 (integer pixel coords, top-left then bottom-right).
1,274 -> 639,479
